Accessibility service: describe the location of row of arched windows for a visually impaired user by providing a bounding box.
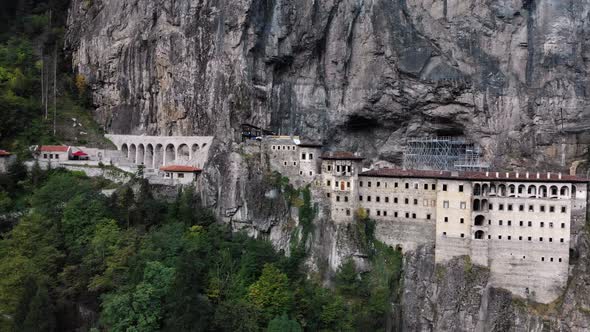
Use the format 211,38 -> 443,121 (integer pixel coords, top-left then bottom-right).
473,183 -> 575,199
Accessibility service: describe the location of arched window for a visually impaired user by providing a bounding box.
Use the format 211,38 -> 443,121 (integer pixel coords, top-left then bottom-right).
165,144 -> 176,165
137,144 -> 145,165
518,185 -> 526,195
145,144 -> 154,168
121,144 -> 129,159
482,199 -> 489,212
560,186 -> 569,197
498,184 -> 506,197
177,144 -> 190,163
191,144 -> 200,162
528,185 -> 537,197
129,144 -> 137,163
474,215 -> 485,226
154,144 -> 164,168
482,183 -> 489,195
508,184 -> 516,196
550,186 -> 558,197
473,183 -> 481,196
539,185 -> 548,198
473,199 -> 481,211
489,184 -> 497,196
475,230 -> 485,240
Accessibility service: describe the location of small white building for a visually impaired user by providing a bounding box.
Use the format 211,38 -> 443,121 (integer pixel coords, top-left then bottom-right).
159,165 -> 202,185
0,150 -> 16,173
38,145 -> 71,162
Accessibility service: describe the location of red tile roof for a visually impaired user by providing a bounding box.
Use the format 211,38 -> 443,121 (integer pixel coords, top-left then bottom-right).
360,168 -> 589,183
39,145 -> 69,152
160,165 -> 203,172
72,151 -> 88,157
320,151 -> 364,160
0,150 -> 11,157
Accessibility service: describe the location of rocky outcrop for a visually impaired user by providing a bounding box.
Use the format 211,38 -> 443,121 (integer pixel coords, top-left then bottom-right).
66,0 -> 590,170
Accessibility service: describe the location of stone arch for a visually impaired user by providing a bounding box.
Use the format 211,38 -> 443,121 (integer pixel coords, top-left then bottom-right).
154,144 -> 164,168
560,186 -> 569,197
528,185 -> 537,197
550,185 -> 559,197
473,183 -> 481,196
165,144 -> 176,165
474,215 -> 485,226
129,144 -> 137,163
490,184 -> 497,196
518,184 -> 526,195
137,144 -> 145,165
177,144 -> 190,164
482,183 -> 489,195
121,144 -> 129,159
191,144 -> 200,163
498,184 -> 506,197
482,199 -> 489,211
539,185 -> 548,198
145,144 -> 154,168
474,230 -> 485,240
508,184 -> 516,196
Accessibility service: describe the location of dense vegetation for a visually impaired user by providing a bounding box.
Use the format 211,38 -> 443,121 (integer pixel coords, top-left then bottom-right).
0,0 -> 105,156
0,166 -> 403,331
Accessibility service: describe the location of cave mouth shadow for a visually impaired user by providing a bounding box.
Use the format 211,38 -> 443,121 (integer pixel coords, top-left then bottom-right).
344,114 -> 380,131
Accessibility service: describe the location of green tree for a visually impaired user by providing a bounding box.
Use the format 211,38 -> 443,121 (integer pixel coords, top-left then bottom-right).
267,314 -> 302,332
247,264 -> 292,322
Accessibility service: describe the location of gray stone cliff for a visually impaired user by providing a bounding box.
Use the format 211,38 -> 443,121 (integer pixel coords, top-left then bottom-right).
65,0 -> 590,330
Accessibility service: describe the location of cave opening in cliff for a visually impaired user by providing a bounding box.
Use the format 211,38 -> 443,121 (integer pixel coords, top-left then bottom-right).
344,114 -> 379,131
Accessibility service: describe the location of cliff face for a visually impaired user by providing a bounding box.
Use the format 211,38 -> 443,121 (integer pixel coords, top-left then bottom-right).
66,0 -> 590,170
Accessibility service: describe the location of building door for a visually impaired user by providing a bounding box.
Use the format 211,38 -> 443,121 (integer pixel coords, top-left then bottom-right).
340,181 -> 345,190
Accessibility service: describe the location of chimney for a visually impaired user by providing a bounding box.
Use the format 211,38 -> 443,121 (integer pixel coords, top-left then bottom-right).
547,172 -> 551,179
496,172 -> 499,178
506,172 -> 509,178
537,172 -> 540,179
526,172 -> 529,179
486,171 -> 489,177
559,172 -> 562,180
516,172 -> 519,178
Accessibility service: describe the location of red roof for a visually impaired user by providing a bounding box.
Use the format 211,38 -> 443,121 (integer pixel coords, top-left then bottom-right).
40,145 -> 69,152
360,168 -> 589,183
0,150 -> 11,157
320,151 -> 364,160
160,165 -> 203,173
72,151 -> 88,157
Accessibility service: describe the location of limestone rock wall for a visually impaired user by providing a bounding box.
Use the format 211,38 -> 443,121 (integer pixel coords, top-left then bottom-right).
66,0 -> 590,170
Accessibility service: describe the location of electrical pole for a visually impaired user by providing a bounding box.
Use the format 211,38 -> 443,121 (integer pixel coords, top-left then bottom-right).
53,45 -> 57,136
41,55 -> 45,119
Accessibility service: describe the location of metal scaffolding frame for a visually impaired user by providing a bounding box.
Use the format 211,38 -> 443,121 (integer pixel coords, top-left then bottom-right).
403,136 -> 489,171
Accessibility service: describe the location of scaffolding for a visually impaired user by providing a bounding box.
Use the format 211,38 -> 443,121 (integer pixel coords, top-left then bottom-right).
403,136 -> 489,171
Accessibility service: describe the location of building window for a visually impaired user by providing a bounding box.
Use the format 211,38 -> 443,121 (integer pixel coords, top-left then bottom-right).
385,197 -> 390,203
550,206 -> 555,213
541,257 -> 545,262
284,161 -> 287,166
301,153 -> 306,160
560,238 -> 564,243
347,166 -> 351,173
327,193 -> 331,198
178,173 -> 185,178
444,217 -> 448,222
377,210 -> 381,216
459,185 -> 464,192
376,196 -> 381,203
359,181 -> 363,187
549,222 -> 553,228
488,235 -> 492,239
443,232 -> 447,236
394,197 -> 398,203
272,146 -> 276,150
413,199 -> 418,205
460,202 -> 466,209
460,218 -> 464,224
346,209 -> 351,216
377,181 -> 381,187
528,221 -> 532,227
328,165 -> 332,171
528,237 -> 532,241
405,212 -> 410,218
460,233 -> 465,238
443,184 -> 448,191
394,182 -> 399,188
519,221 -> 523,226
293,162 -> 297,166
327,180 -> 331,187
561,206 -> 567,213
405,183 -> 409,189
489,204 -> 493,210
367,196 -> 371,202
499,220 -> 503,226
559,258 -> 562,262
539,237 -> 543,242
498,235 -> 502,240
359,195 -> 363,201
540,222 -> 544,228
508,204 -> 513,211
336,196 -> 340,202
427,214 -> 431,220
519,205 -> 524,211
529,205 -> 534,212
394,212 -> 398,217
405,198 -> 409,204
540,205 -> 545,212
561,223 -> 565,229
424,184 -> 428,190
309,153 -> 314,160
414,183 -> 418,189
443,201 -> 449,208
344,196 -> 349,202
383,211 -> 388,217
508,236 -> 512,240
300,171 -> 303,175
346,181 -> 350,188
550,258 -> 554,262
366,209 -> 370,216
412,213 -> 416,219
368,181 -> 372,188
508,220 -> 512,226
43,153 -> 48,158
549,238 -> 553,242
432,184 -> 436,190
519,236 -> 523,241
499,204 -> 504,211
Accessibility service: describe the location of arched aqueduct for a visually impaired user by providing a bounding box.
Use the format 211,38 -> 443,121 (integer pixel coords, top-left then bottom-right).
105,135 -> 214,169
